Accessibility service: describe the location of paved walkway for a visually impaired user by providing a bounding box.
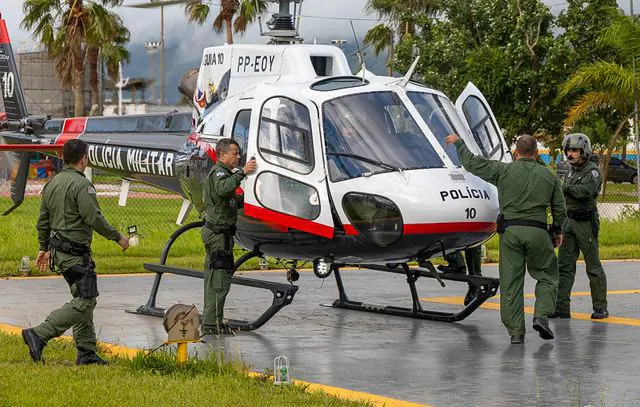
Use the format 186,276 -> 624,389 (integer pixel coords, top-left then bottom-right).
2,261 -> 640,406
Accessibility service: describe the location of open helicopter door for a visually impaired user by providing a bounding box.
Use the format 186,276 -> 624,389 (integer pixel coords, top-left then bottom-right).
455,82 -> 512,163
243,92 -> 335,239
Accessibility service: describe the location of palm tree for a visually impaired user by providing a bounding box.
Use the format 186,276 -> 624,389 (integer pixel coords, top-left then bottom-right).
22,0 -> 125,117
557,10 -> 640,194
363,0 -> 440,75
184,0 -> 268,45
363,24 -> 395,75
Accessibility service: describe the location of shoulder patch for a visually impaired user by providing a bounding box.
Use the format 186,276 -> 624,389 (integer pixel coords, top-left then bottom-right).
216,171 -> 226,177
591,170 -> 599,178
87,186 -> 97,195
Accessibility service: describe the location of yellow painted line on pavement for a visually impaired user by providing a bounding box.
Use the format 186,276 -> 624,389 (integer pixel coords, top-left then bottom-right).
0,322 -> 430,407
422,294 -> 640,327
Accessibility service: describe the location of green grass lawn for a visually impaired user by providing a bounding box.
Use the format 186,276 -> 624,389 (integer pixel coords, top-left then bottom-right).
0,332 -> 369,407
599,182 -> 639,203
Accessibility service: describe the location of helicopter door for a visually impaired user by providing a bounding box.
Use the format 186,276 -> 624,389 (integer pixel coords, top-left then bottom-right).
243,95 -> 335,239
455,82 -> 512,163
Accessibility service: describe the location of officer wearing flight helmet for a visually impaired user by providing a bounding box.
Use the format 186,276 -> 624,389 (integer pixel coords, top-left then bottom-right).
552,133 -> 609,319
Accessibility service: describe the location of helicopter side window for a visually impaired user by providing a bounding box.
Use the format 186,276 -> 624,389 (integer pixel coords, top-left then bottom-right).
255,172 -> 320,220
232,109 -> 251,164
258,97 -> 314,175
461,96 -> 503,159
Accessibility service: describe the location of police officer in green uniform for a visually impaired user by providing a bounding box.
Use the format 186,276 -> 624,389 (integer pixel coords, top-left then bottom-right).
445,134 -> 567,344
552,133 -> 608,320
22,139 -> 130,364
201,138 -> 256,335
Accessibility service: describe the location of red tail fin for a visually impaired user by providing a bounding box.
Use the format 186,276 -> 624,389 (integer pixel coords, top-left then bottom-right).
0,14 -> 29,122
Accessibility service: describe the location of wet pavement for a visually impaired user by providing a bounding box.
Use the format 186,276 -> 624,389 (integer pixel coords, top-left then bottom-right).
2,261 -> 640,406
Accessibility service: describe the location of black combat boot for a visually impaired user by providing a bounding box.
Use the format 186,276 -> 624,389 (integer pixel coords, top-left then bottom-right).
532,317 -> 554,340
591,308 -> 609,319
76,347 -> 109,365
550,309 -> 571,319
510,335 -> 525,345
436,264 -> 466,274
22,328 -> 46,363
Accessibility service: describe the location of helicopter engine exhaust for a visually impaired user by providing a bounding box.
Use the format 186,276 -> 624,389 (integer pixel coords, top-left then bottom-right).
178,68 -> 199,105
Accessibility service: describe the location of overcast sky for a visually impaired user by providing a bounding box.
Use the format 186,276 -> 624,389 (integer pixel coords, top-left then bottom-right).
4,0 -> 640,56
3,0 -> 378,56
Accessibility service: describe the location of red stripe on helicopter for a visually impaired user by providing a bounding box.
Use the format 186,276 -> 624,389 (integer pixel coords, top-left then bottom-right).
0,18 -> 10,44
55,118 -> 88,145
0,144 -> 62,151
403,222 -> 496,235
343,225 -> 359,235
244,203 -> 335,239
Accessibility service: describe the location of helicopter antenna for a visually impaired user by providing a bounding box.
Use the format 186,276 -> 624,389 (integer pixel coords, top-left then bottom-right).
399,56 -> 420,88
350,20 -> 364,67
257,0 -> 264,35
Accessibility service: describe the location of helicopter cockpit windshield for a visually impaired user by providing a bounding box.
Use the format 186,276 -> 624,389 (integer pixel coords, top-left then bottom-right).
406,91 -> 470,167
323,91 -> 444,182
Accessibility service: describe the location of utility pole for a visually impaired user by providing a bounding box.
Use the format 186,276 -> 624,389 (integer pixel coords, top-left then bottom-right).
128,0 -> 187,105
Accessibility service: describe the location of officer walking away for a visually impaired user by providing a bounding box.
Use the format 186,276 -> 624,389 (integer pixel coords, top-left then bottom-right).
552,133 -> 608,320
201,138 -> 256,335
22,139 -> 130,364
444,134 -> 567,344
438,246 -> 483,305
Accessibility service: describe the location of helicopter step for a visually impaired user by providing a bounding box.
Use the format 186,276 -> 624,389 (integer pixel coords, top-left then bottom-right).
129,263 -> 298,331
323,262 -> 499,322
126,220 -> 298,331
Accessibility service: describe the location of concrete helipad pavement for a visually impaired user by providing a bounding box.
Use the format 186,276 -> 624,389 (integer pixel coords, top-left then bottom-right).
1,260 -> 639,406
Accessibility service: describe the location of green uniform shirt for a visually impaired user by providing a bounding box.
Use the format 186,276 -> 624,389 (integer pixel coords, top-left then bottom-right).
37,166 -> 120,250
562,161 -> 601,213
203,162 -> 245,228
454,139 -> 567,227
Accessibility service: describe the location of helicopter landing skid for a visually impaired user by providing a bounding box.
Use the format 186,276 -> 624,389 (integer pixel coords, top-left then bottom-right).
323,262 -> 499,322
127,220 -> 298,331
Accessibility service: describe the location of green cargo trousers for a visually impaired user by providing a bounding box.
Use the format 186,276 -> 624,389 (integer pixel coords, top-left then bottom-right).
499,226 -> 559,337
556,218 -> 607,312
32,252 -> 98,352
202,229 -> 234,328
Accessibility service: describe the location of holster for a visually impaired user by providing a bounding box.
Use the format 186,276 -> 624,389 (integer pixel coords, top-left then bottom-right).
62,255 -> 99,298
209,234 -> 235,272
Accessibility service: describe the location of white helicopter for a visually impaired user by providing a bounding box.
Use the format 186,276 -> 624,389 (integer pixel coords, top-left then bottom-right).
0,1 -> 511,330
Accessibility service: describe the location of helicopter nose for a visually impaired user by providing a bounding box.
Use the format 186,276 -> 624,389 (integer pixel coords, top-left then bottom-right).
341,193 -> 404,247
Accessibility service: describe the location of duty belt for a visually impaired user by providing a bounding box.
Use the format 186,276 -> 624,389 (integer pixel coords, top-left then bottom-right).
203,222 -> 237,236
503,219 -> 548,230
48,233 -> 91,256
496,214 -> 548,234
